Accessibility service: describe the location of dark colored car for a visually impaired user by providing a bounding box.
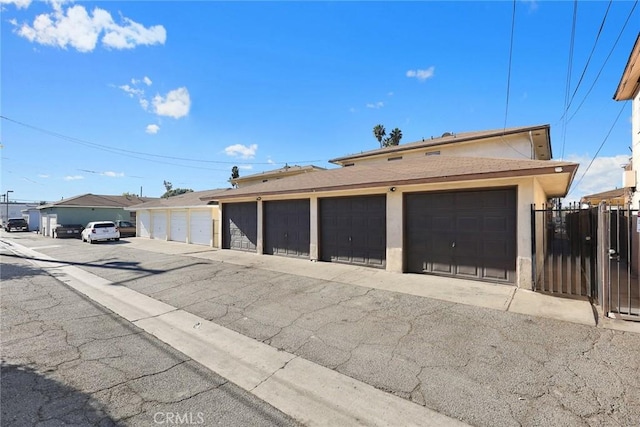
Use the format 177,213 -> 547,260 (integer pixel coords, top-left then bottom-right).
115,220 -> 136,237
5,218 -> 29,232
53,224 -> 84,239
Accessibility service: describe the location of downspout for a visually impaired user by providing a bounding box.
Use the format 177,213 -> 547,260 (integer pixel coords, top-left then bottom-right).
528,131 -> 535,159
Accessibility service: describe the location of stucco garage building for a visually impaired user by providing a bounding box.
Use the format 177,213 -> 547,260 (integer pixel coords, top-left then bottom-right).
127,189 -> 229,246
203,125 -> 579,290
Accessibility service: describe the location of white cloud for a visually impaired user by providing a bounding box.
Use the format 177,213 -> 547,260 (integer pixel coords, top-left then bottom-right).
239,165 -> 253,170
139,98 -> 149,110
145,124 -> 160,134
14,3 -> 166,52
266,157 -> 275,164
37,174 -> 50,178
64,175 -> 84,181
366,101 -> 384,109
406,66 -> 435,82
1,0 -> 32,9
143,76 -> 152,86
153,87 -> 190,119
225,144 -> 258,159
102,171 -> 124,177
565,154 -> 630,202
119,84 -> 144,98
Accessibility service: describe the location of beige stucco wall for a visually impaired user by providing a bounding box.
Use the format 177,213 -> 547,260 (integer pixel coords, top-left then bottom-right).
632,93 -> 640,208
220,174 -> 560,289
344,135 -> 534,167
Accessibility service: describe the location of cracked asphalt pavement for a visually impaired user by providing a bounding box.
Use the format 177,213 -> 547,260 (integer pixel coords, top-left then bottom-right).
4,233 -> 640,426
1,246 -> 300,426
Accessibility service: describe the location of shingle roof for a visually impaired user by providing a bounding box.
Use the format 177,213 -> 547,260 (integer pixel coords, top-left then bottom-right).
37,194 -> 156,209
127,189 -> 230,210
202,156 -> 578,201
329,124 -> 551,164
233,165 -> 325,182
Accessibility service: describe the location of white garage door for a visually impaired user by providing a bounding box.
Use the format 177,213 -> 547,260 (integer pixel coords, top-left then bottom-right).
170,210 -> 188,243
48,215 -> 58,238
190,210 -> 212,246
152,211 -> 167,240
139,211 -> 150,238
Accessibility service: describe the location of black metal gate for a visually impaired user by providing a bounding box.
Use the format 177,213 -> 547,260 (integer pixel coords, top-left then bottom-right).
531,203 -> 598,297
601,207 -> 639,320
532,203 -> 640,321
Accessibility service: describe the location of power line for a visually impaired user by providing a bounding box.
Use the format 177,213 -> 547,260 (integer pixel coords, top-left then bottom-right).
567,1 -> 638,123
503,0 -> 517,130
561,0 -> 612,120
560,0 -> 578,161
0,115 -> 326,166
567,101 -> 628,197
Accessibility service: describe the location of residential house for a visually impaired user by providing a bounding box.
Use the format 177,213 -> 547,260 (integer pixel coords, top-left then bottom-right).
202,124 -> 578,290
37,194 -> 156,237
613,33 -> 640,208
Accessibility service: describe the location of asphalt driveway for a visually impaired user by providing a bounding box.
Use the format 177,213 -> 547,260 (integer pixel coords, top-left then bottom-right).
5,233 -> 640,427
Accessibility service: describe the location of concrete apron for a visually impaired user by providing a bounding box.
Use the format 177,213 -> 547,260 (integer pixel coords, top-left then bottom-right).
125,239 -> 598,327
1,239 -> 467,427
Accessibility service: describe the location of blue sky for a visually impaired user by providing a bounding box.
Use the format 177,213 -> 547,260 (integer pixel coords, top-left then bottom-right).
1,0 -> 638,203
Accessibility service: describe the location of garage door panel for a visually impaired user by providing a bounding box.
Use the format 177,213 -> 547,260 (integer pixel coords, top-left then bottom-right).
170,210 -> 187,242
152,212 -> 167,240
264,200 -> 310,258
139,212 -> 150,238
224,203 -> 257,251
405,189 -> 516,284
190,210 -> 212,246
320,196 -> 386,268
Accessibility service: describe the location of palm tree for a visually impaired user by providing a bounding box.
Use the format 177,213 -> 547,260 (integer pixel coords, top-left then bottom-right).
388,128 -> 402,146
373,124 -> 386,148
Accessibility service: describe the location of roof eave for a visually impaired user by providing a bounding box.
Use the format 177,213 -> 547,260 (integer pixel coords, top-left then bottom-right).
209,164 -> 578,202
329,124 -> 551,164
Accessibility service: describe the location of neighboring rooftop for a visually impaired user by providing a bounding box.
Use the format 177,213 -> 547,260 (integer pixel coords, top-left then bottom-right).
202,155 -> 578,201
580,188 -> 628,206
127,189 -> 230,210
329,124 -> 552,165
37,194 -> 156,209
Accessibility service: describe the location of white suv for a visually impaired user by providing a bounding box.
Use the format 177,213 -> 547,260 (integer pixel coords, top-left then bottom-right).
81,221 -> 120,244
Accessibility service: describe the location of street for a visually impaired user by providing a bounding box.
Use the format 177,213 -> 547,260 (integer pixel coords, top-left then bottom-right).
3,231 -> 640,426
1,241 -> 300,426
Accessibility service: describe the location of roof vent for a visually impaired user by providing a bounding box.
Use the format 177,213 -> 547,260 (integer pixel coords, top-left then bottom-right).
441,132 -> 454,137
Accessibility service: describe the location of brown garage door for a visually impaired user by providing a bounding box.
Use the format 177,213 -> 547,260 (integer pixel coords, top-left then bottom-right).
405,188 -> 516,283
320,195 -> 386,268
223,202 -> 257,251
264,199 -> 310,258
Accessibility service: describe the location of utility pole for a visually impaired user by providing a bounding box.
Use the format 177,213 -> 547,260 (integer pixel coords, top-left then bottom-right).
5,190 -> 13,226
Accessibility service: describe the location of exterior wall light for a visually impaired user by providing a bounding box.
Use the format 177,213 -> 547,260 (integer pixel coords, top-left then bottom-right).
554,167 -> 563,173
389,187 -> 396,192
256,196 -> 262,201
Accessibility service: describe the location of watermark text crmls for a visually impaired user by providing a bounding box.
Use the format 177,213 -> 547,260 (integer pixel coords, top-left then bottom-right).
153,412 -> 205,425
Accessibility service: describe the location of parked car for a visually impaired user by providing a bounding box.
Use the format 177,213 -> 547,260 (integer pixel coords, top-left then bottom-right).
53,224 -> 84,239
115,220 -> 136,237
81,221 -> 120,244
5,218 -> 29,232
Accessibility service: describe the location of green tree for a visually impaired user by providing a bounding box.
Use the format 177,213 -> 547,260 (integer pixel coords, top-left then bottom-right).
387,128 -> 402,146
161,180 -> 192,198
229,166 -> 240,188
373,124 -> 402,147
373,124 -> 386,148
